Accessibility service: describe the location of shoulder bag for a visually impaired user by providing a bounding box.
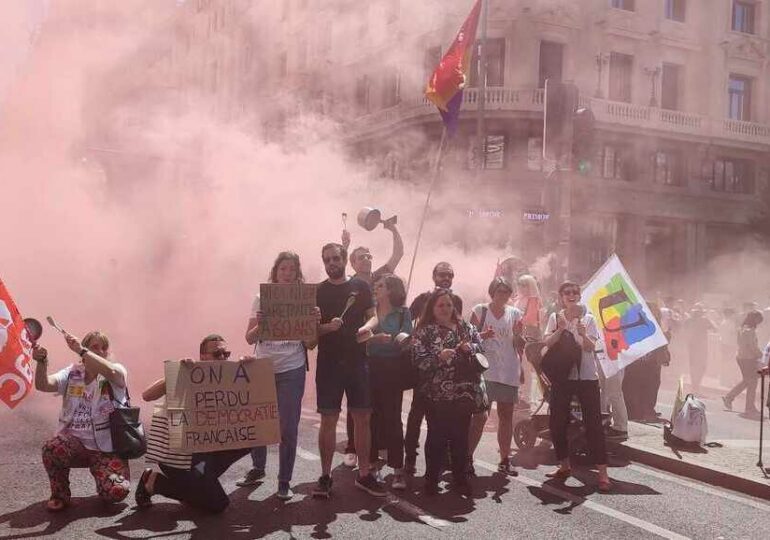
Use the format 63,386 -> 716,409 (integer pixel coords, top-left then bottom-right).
106,383 -> 147,460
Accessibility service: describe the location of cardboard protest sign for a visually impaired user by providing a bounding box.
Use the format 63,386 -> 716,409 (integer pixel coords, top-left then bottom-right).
164,358 -> 280,453
258,283 -> 318,341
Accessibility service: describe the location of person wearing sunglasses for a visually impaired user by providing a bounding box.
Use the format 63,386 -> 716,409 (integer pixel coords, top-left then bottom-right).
403,262 -> 464,476
134,335 -> 253,513
313,243 -> 384,498
543,281 -> 612,492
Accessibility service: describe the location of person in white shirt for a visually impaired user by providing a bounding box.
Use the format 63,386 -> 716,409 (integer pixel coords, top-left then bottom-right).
470,277 -> 523,476
542,281 -> 612,492
33,330 -> 131,512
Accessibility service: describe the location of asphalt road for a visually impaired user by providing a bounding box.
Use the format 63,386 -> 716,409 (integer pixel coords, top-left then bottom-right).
1,391 -> 769,540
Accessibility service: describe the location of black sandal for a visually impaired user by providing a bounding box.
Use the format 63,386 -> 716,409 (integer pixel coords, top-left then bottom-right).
134,468 -> 153,509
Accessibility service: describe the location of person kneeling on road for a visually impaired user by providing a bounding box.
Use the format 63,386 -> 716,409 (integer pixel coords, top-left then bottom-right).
134,335 -> 252,514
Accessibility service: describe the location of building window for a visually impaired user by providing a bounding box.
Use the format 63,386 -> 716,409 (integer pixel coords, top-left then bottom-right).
611,0 -> 635,11
355,75 -> 370,113
710,158 -> 754,194
661,63 -> 680,110
732,1 -> 755,34
728,74 -> 752,121
653,150 -> 684,186
609,52 -> 633,103
469,38 -> 505,87
469,134 -> 507,169
424,46 -> 442,84
664,0 -> 686,21
601,145 -> 632,180
538,41 -> 564,89
381,70 -> 400,108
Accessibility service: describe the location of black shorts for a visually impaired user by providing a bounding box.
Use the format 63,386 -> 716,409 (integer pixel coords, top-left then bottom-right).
316,357 -> 371,414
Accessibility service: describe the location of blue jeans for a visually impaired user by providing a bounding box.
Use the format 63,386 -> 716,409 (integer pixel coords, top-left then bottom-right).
250,366 -> 306,482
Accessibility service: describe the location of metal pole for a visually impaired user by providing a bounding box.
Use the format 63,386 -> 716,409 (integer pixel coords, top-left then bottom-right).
476,0 -> 489,172
759,372 -> 766,476
406,128 -> 449,295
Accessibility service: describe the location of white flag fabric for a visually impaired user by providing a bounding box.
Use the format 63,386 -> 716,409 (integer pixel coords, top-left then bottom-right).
582,254 -> 668,377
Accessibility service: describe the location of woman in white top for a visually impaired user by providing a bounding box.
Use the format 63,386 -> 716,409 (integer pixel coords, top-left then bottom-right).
470,277 -> 523,476
33,330 -> 131,512
236,251 -> 319,501
542,281 -> 611,492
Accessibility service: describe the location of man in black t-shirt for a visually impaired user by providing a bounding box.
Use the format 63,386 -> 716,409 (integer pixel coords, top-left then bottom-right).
312,243 -> 385,498
404,261 -> 464,474
408,262 -> 463,322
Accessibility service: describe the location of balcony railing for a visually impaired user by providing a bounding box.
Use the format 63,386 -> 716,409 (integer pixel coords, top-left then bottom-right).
347,86 -> 770,146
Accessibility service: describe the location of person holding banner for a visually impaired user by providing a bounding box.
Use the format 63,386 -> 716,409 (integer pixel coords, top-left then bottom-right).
33,330 -> 131,512
236,251 -> 319,501
135,335 -> 252,513
313,243 -> 385,497
543,281 -> 612,492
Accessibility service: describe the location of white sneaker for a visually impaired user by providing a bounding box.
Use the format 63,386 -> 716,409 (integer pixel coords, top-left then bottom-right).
343,453 -> 357,467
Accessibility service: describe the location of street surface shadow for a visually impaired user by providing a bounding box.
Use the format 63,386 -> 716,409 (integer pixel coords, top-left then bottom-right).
0,498 -> 127,540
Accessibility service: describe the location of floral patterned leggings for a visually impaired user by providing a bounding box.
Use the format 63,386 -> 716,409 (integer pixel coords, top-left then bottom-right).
42,434 -> 131,504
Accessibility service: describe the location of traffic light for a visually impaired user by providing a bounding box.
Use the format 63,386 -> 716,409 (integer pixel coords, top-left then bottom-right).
572,107 -> 595,175
543,80 -> 578,168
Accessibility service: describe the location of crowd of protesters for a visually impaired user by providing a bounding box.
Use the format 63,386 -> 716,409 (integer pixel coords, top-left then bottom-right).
28,221 -> 770,514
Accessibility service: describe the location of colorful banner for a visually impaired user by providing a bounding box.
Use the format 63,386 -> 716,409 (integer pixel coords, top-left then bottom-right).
582,254 -> 668,377
424,0 -> 481,134
0,278 -> 34,409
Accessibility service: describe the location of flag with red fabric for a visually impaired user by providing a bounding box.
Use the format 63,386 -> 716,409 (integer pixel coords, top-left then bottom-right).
0,278 -> 34,409
424,0 -> 482,135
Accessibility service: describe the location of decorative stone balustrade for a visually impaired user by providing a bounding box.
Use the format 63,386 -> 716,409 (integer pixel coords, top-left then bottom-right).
347,87 -> 770,146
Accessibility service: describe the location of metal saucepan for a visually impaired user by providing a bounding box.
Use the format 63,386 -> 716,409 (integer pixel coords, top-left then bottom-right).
24,318 -> 43,342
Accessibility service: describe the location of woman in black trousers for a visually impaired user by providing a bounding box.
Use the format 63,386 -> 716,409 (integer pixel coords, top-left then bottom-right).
543,282 -> 611,492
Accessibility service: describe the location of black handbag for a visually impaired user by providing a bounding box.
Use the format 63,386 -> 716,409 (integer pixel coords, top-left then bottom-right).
106,384 -> 147,460
541,329 -> 581,385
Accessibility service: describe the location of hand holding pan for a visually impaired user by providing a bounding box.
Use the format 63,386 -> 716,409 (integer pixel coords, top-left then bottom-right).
24,318 -> 43,344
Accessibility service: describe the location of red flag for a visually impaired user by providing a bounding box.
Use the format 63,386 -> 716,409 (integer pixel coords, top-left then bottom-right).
425,0 -> 482,125
0,278 -> 34,408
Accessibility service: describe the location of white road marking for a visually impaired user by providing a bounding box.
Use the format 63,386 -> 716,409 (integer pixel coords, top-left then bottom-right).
296,447 -> 320,461
627,463 -> 770,512
474,458 -> 691,540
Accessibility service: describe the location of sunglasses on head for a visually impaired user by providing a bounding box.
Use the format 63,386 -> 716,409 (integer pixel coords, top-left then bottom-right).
323,255 -> 342,264
212,350 -> 231,360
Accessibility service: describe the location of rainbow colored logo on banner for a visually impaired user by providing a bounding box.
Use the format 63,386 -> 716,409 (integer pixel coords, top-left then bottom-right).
587,273 -> 656,360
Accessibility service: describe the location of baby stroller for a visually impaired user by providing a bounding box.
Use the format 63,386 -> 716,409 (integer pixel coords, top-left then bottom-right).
513,342 -> 610,455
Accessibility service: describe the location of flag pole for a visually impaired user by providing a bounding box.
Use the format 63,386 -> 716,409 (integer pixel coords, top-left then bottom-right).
475,0 -> 489,172
406,127 -> 449,295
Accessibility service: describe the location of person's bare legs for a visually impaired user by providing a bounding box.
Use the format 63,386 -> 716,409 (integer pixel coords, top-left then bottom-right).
351,410 -> 372,477
496,403 -> 515,460
319,412 -> 340,476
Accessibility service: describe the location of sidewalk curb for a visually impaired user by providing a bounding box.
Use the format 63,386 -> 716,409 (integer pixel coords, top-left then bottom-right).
616,440 -> 770,501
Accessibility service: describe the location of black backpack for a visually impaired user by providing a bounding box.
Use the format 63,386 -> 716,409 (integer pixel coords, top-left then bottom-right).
541,330 -> 582,385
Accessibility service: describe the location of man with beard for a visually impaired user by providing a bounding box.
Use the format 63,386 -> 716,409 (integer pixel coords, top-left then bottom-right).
340,221 -> 404,467
313,243 -> 384,497
404,262 -> 464,475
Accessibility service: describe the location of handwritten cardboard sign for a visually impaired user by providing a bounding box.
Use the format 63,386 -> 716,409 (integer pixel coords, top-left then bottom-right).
258,283 -> 318,341
164,358 -> 280,453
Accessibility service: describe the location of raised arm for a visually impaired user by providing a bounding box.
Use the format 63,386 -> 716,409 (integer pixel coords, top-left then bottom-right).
32,345 -> 59,393
142,378 -> 166,401
382,221 -> 404,272
65,333 -> 125,387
